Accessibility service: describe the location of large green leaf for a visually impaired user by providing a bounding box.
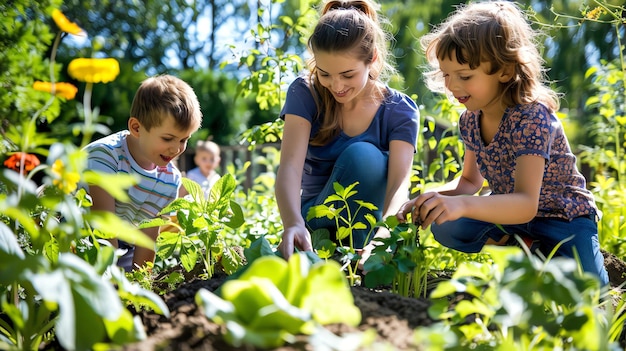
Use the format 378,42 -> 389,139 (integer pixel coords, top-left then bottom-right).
85,211 -> 154,250
0,221 -> 25,260
299,260 -> 361,327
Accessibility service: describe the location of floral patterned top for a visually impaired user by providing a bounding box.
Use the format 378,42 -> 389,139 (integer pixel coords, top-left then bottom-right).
459,102 -> 597,220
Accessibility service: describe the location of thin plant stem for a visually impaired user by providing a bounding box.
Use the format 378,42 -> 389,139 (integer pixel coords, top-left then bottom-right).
81,82 -> 94,148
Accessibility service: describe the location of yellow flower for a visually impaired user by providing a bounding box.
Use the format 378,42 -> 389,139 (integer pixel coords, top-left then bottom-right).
585,7 -> 606,20
33,81 -> 78,100
52,9 -> 85,36
68,58 -> 120,83
51,159 -> 81,194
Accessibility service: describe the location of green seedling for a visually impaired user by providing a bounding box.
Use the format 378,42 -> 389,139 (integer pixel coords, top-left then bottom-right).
306,181 -> 379,286
142,175 -> 245,278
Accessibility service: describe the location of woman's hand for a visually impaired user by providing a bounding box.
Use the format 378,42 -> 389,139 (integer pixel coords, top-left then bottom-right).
358,227 -> 390,273
277,224 -> 313,261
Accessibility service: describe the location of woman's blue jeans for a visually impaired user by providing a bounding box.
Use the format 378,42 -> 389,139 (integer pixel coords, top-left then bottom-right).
431,215 -> 609,286
302,142 -> 387,249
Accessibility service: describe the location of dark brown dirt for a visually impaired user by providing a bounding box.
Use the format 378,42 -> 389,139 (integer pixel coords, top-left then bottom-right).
124,275 -> 434,351
123,250 -> 626,351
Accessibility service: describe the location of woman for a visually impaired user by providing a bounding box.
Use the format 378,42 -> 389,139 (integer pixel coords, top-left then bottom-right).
276,0 -> 420,260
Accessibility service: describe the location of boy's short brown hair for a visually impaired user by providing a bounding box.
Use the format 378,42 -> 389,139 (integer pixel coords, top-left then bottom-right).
130,75 -> 202,131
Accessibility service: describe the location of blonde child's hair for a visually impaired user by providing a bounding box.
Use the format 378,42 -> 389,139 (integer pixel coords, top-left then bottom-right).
130,74 -> 203,131
421,1 -> 560,112
195,140 -> 220,155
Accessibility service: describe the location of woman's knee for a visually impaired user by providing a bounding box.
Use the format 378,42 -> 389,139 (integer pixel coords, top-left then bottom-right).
337,142 -> 386,177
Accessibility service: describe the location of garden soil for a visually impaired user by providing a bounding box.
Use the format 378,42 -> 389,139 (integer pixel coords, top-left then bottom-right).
121,250 -> 626,351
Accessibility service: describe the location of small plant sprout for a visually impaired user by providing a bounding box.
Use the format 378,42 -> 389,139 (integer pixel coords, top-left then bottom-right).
306,181 -> 380,286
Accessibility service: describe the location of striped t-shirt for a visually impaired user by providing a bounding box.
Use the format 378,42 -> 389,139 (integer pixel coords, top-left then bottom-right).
85,130 -> 182,225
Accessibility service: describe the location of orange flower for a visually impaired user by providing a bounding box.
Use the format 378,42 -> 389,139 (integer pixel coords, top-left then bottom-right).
33,81 -> 78,100
68,58 -> 120,83
4,152 -> 41,175
52,9 -> 85,36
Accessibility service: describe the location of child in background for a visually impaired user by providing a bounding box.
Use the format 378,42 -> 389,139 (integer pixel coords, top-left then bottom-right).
395,1 -> 609,286
184,139 -> 221,197
85,74 -> 202,272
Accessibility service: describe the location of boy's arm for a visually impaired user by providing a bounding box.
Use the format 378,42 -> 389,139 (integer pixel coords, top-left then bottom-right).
178,183 -> 189,197
89,185 -> 119,248
133,227 -> 159,270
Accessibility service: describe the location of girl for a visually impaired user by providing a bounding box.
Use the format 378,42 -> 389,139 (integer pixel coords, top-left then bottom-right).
396,1 -> 608,285
276,0 -> 420,260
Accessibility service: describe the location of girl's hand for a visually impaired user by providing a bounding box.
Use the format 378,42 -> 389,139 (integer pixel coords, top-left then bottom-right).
277,224 -> 313,261
395,197 -> 419,223
413,192 -> 464,228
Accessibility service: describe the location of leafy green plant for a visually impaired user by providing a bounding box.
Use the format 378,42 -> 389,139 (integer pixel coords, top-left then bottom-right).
224,0 -> 315,112
306,181 -> 380,286
415,99 -> 464,189
0,187 -> 168,351
226,145 -> 284,247
144,175 -> 245,278
419,246 -> 621,350
582,58 -> 626,256
551,1 -> 626,259
363,219 -> 423,297
195,252 -> 361,349
0,7 -> 171,350
0,227 -> 125,351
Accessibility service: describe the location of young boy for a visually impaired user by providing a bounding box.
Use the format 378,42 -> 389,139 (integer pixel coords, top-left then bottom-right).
85,74 -> 202,272
184,139 -> 221,198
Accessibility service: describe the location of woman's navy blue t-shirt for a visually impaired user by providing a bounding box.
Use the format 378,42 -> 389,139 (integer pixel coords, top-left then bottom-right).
280,77 -> 420,200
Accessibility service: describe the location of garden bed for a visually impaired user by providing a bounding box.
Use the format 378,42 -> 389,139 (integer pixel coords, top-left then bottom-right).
120,250 -> 626,351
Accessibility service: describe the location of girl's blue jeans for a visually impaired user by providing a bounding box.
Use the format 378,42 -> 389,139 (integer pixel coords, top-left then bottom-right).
301,142 -> 387,249
431,215 -> 609,286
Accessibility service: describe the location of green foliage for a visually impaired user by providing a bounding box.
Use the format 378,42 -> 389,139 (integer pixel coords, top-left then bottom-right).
581,62 -> 626,180
195,252 -> 361,348
2,1 -> 626,349
0,229 -> 145,351
411,98 -> 465,196
224,0 -> 315,113
226,146 -> 283,247
179,70 -> 260,147
0,154 -> 166,350
147,175 -> 245,277
418,246 -> 622,350
581,61 -> 626,257
239,118 -> 284,149
0,7 -> 171,350
0,0 -> 64,150
574,3 -> 626,258
306,181 -> 380,286
363,218 -> 436,298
